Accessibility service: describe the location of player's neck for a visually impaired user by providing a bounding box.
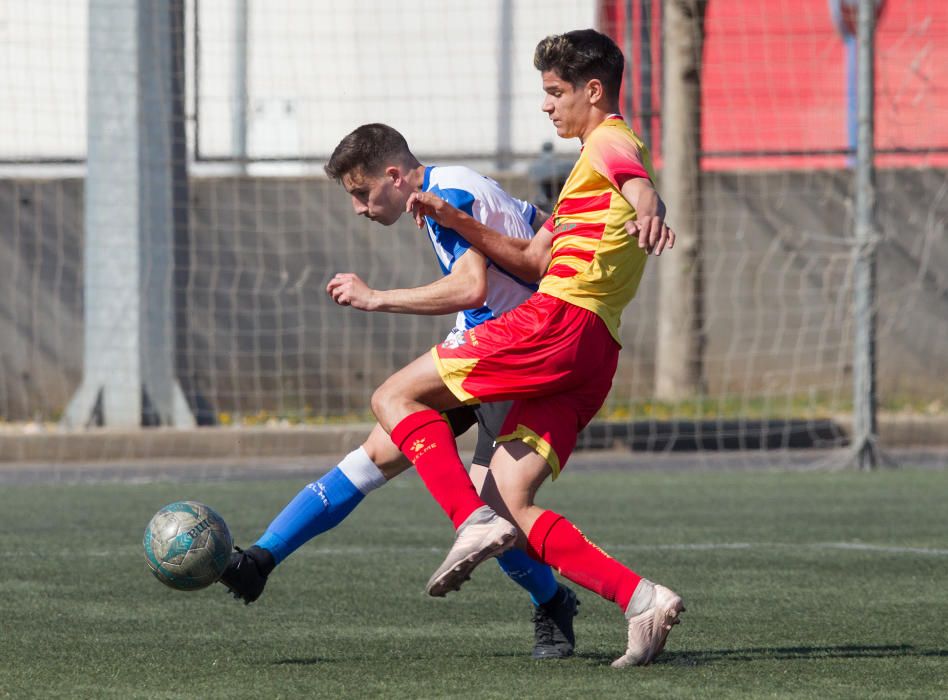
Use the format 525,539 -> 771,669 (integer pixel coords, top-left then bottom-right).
405,164 -> 427,191
577,102 -> 621,143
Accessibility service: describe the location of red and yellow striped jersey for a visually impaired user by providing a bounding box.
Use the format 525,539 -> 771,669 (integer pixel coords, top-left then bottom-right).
537,116 -> 655,344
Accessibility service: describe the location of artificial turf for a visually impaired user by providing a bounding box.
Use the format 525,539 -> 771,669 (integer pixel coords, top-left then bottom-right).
1,468 -> 945,698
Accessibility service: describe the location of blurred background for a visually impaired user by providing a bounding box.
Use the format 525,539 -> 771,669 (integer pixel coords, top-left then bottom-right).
0,0 -> 945,463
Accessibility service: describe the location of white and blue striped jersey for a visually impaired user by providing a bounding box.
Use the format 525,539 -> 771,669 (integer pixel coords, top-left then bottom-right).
421,165 -> 539,334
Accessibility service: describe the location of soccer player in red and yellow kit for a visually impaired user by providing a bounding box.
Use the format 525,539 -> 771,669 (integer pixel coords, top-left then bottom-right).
373,29 -> 681,667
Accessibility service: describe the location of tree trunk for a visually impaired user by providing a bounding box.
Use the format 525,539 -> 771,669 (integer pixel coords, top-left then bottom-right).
655,0 -> 708,400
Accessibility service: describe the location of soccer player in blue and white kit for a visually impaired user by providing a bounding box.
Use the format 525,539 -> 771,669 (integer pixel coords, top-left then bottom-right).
220,123 -> 579,659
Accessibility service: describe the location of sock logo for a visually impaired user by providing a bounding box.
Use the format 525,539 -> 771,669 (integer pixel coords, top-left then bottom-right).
307,481 -> 331,508
578,526 -> 613,560
409,438 -> 438,459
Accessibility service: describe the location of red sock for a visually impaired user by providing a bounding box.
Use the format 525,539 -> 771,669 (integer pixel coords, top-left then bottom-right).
391,409 -> 485,528
527,510 -> 642,612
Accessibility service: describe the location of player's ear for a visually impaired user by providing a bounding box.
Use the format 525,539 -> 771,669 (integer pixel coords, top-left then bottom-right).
586,78 -> 605,106
384,165 -> 401,185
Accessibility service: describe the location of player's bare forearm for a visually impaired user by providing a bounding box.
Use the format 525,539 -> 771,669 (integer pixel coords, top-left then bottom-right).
327,251 -> 487,315
407,192 -> 550,282
450,218 -> 546,282
630,183 -> 665,219
371,280 -> 484,315
621,177 -> 675,256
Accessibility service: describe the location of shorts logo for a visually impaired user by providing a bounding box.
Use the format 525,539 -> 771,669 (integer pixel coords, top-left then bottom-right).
442,328 -> 467,350
468,329 -> 478,347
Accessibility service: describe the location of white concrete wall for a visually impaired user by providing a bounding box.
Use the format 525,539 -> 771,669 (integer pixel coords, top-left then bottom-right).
1,0 -> 596,163
0,0 -> 88,159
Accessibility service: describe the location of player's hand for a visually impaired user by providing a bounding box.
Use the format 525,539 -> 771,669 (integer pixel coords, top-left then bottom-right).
626,216 -> 675,256
406,191 -> 460,229
326,272 -> 378,311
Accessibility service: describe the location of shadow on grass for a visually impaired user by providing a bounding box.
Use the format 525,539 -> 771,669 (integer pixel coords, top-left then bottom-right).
584,644 -> 948,667
273,657 -> 334,665
272,650 -> 527,665
273,644 -> 948,667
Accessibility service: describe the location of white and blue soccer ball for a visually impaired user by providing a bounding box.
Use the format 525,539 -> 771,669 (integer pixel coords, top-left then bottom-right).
143,501 -> 233,591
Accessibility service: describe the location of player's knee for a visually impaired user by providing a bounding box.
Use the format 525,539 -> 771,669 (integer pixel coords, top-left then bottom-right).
369,385 -> 392,427
371,374 -> 418,431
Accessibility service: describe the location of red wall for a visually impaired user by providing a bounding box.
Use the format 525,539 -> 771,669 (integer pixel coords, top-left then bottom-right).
601,0 -> 948,170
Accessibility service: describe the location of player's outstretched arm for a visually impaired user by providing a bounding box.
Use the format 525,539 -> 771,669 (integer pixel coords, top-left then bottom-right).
621,177 -> 675,256
326,247 -> 488,314
407,191 -> 551,283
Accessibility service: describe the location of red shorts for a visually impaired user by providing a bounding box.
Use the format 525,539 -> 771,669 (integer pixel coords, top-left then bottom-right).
431,293 -> 620,477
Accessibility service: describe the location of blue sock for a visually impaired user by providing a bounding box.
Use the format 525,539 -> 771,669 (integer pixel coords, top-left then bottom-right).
255,467 -> 364,565
495,548 -> 559,606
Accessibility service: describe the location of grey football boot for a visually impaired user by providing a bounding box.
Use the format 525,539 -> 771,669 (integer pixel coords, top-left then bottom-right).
611,579 -> 685,667
425,506 -> 517,597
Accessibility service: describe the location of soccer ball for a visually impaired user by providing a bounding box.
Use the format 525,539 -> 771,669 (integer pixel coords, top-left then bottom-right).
143,501 -> 233,591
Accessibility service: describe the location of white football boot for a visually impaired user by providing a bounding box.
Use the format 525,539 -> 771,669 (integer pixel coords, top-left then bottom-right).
426,506 -> 517,597
611,579 -> 685,668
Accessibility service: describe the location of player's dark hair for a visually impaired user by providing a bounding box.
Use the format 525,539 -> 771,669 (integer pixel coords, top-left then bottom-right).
324,123 -> 419,181
534,29 -> 624,105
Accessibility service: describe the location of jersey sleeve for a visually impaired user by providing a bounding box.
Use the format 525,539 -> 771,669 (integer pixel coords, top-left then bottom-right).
469,187 -> 536,242
427,186 -> 476,267
513,197 -> 538,229
585,128 -> 652,190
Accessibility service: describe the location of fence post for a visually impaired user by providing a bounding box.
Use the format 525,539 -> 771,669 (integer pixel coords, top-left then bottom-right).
851,0 -> 881,469
62,0 -> 193,428
655,0 -> 708,401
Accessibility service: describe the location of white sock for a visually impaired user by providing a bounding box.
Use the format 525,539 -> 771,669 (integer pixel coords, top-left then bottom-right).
337,446 -> 387,495
625,579 -> 656,617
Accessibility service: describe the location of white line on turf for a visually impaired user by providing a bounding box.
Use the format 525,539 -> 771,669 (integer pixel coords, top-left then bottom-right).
9,542 -> 948,557
813,542 -> 948,556
605,542 -> 948,556
254,542 -> 948,557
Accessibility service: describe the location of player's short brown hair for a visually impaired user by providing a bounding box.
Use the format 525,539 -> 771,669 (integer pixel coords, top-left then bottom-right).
534,29 -> 625,104
324,123 -> 417,181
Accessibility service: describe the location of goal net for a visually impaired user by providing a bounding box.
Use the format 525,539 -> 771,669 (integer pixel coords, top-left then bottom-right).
0,0 -> 945,465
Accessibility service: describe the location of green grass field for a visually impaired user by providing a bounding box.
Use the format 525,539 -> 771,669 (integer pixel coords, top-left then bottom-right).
1,468 -> 946,699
